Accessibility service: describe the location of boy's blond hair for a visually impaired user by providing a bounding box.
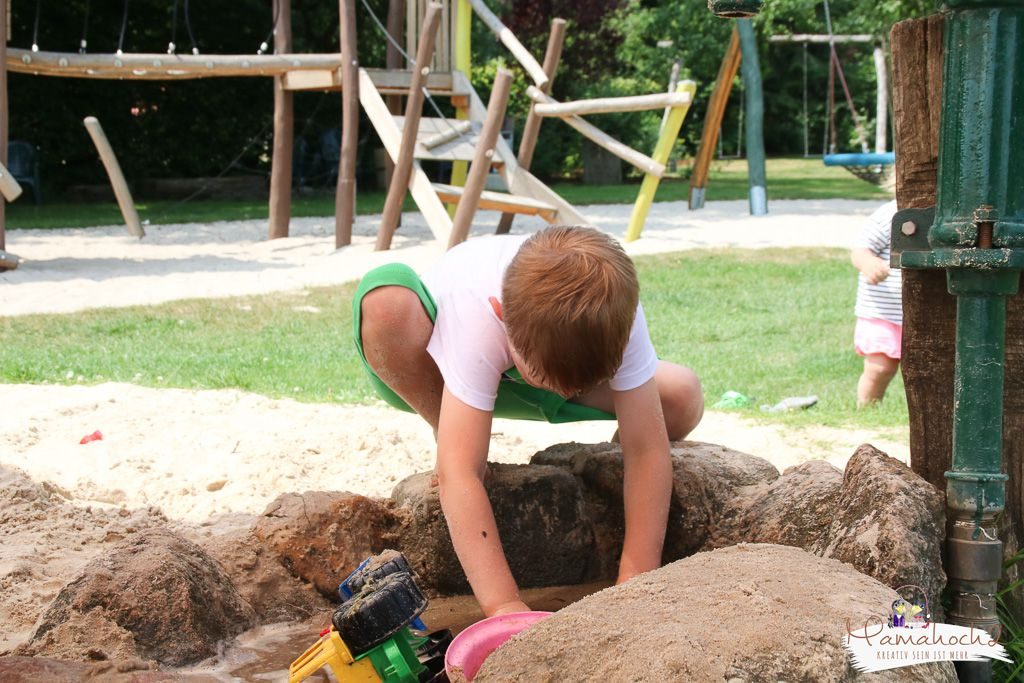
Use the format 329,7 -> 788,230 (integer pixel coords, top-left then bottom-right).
502,226 -> 640,397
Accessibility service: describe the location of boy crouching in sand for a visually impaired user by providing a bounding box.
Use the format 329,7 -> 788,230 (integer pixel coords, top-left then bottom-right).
353,226 -> 703,617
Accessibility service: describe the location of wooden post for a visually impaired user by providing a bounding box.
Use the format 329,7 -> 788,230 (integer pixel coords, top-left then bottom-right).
268,0 -> 293,240
83,117 -> 144,238
376,2 -> 443,251
873,43 -> 888,153
449,68 -> 512,248
336,0 -> 359,248
495,17 -> 565,235
689,27 -> 741,210
1,0 -> 8,253
384,0 -> 405,192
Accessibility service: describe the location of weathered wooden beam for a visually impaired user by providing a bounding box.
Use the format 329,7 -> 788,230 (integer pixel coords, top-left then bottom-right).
467,0 -> 549,88
336,0 -> 358,248
526,86 -> 665,178
533,91 -> 692,118
768,33 -> 875,43
496,17 -> 565,235
449,68 -> 513,248
1,0 -> 7,252
421,120 -> 473,150
6,49 -> 345,79
268,0 -> 294,241
384,0 -> 405,193
82,117 -> 144,238
377,2 -> 443,251
0,160 -> 21,202
280,68 -> 458,94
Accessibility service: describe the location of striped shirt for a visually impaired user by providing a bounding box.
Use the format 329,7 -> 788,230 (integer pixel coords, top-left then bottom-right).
854,200 -> 902,326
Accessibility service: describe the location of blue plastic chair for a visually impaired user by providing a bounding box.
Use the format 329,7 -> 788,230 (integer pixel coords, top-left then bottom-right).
7,141 -> 41,204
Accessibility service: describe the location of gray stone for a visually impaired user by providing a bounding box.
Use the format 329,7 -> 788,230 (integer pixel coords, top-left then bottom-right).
391,463 -> 595,594
24,528 -> 256,667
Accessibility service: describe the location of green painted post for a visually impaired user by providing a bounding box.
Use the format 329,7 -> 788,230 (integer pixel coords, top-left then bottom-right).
737,19 -> 767,216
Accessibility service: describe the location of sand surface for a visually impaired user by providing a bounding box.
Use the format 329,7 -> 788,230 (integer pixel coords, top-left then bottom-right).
0,198 -> 909,659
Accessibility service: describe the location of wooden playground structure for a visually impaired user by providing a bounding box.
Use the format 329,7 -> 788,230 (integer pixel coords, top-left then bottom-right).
0,0 -> 698,269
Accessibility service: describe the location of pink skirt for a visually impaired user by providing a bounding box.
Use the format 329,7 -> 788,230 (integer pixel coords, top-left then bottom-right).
854,317 -> 902,360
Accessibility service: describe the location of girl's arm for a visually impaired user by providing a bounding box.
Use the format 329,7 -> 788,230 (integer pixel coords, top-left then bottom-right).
851,247 -> 890,285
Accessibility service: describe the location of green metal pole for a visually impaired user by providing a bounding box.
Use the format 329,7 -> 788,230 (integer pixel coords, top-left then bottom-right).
736,19 -> 767,216
934,2 -> 1024,681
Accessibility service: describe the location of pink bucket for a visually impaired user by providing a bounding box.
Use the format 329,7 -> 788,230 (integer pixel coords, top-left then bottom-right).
443,611 -> 552,680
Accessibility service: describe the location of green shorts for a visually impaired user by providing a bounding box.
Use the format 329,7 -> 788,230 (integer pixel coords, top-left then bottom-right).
352,262 -> 615,423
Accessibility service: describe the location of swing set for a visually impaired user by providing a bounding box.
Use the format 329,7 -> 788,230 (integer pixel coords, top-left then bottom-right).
689,0 -> 893,210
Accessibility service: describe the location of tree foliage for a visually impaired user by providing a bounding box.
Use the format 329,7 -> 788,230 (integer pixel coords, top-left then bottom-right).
7,0 -> 937,193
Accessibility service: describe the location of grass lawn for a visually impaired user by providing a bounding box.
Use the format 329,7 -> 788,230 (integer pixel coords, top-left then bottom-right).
4,157 -> 890,230
0,248 -> 906,432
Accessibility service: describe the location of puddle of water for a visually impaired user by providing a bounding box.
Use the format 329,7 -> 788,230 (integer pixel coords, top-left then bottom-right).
175,582 -> 610,681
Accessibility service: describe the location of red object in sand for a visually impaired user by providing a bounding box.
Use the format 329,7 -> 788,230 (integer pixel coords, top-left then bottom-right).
79,430 -> 103,444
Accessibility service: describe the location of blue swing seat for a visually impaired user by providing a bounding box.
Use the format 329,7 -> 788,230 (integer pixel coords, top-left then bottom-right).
824,152 -> 895,185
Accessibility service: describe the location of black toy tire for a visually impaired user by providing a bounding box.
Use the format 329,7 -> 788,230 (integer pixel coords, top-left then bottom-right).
332,571 -> 427,655
346,550 -> 414,597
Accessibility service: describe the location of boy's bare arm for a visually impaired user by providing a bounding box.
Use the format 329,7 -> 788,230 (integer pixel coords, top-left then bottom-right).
851,247 -> 890,285
613,377 -> 673,584
435,386 -> 530,617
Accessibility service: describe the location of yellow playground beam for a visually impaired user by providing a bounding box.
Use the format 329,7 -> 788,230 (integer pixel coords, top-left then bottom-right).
624,80 -> 696,242
448,0 -> 472,217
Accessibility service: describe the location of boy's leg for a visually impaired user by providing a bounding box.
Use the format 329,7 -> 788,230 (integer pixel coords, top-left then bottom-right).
360,286 -> 444,433
857,353 -> 899,407
573,361 -> 704,440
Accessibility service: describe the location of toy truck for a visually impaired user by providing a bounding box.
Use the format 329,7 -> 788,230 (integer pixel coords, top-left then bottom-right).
290,550 -> 451,683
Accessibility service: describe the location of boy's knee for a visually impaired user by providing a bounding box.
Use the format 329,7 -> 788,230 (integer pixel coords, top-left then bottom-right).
361,287 -> 428,339
658,363 -> 704,441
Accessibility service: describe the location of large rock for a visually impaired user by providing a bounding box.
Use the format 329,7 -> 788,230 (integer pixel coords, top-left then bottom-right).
818,444 -> 946,610
708,445 -> 946,615
475,544 -> 957,682
533,441 -> 779,577
708,459 -> 844,550
201,529 -> 331,623
23,528 -> 256,667
392,464 -> 595,594
253,491 -> 400,597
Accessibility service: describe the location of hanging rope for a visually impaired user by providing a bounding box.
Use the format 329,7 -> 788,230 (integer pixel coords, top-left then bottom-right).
168,0 -> 178,54
116,0 -> 130,55
183,0 -> 199,54
30,0 -> 41,52
822,0 -> 869,153
258,0 -> 282,55
79,0 -> 90,54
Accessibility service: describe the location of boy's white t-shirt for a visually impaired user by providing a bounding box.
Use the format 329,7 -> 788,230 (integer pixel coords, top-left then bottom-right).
420,234 -> 659,412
